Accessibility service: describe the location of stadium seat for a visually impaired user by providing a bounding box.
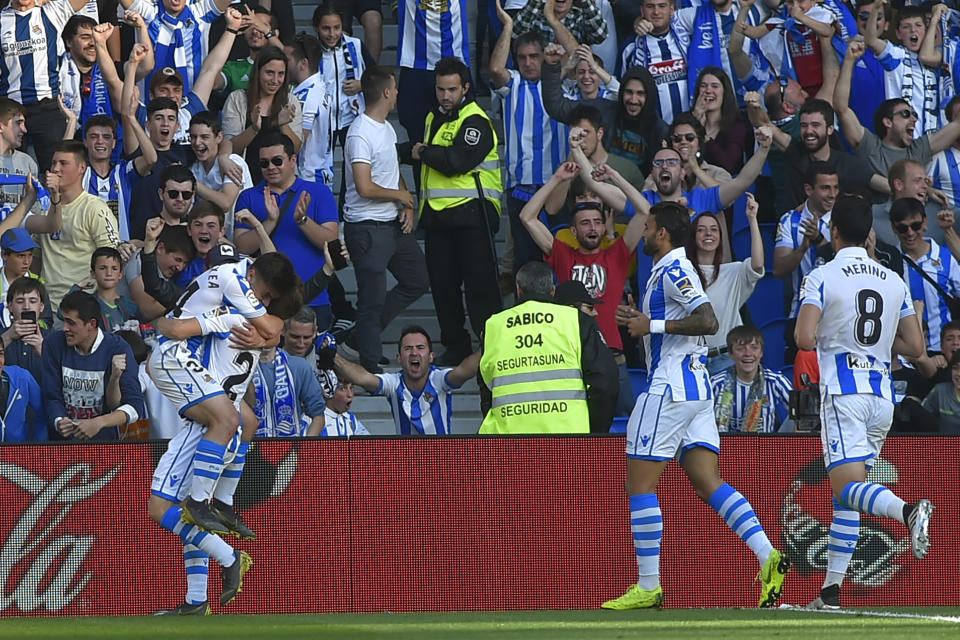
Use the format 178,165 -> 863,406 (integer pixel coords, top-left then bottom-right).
610,417 -> 629,434
759,318 -> 789,371
628,369 -> 648,396
780,365 -> 794,385
731,222 -> 777,269
747,276 -> 786,327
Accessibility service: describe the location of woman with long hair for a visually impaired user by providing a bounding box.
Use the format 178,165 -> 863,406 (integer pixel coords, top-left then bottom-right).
222,46 -> 303,183
691,66 -> 749,174
686,194 -> 764,375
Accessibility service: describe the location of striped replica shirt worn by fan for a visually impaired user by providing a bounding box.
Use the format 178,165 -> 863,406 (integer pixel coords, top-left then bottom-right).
930,146 -> 960,208
620,27 -> 690,124
898,237 -> 960,351
495,70 -> 568,189
642,247 -> 712,401
127,0 -> 222,96
397,0 -> 469,70
374,366 -> 461,435
83,161 -> 141,241
800,247 -> 914,401
0,1 -> 76,104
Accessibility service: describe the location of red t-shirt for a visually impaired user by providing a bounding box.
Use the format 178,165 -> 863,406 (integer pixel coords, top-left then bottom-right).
546,237 -> 633,351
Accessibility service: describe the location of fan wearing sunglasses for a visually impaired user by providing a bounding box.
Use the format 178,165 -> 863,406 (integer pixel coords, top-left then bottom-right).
155,164 -> 197,227
890,197 -> 960,351
643,114 -> 730,194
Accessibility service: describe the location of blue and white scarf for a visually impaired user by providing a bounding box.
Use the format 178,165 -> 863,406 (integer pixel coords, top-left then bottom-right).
687,3 -> 725,103
0,174 -> 52,214
252,349 -> 302,437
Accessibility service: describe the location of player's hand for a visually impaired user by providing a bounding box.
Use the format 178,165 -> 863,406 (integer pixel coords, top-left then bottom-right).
342,78 -> 362,96
626,312 -> 652,338
399,206 -> 415,234
22,171 -> 36,204
555,161 -> 580,181
745,192 -> 758,221
616,294 -> 639,327
788,0 -> 805,20
913,299 -> 925,319
932,353 -> 948,368
229,322 -> 267,350
634,17 -> 654,37
111,353 -> 127,378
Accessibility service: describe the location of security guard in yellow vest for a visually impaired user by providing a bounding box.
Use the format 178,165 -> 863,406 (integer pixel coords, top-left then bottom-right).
479,261 -> 618,434
400,56 -> 504,368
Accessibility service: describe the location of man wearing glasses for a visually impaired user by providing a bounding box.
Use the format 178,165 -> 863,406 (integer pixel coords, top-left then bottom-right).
233,130 -> 339,332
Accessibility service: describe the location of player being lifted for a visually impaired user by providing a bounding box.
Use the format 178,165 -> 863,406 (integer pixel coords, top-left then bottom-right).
795,195 -> 933,610
606,202 -> 790,610
147,245 -> 301,612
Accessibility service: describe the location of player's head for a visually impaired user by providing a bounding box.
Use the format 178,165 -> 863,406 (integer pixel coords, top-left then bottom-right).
59,290 -> 101,348
62,15 -> 97,66
799,99 -> 835,153
51,140 -> 88,188
887,159 -> 928,202
515,261 -> 557,301
189,111 -> 223,164
90,246 -> 124,291
513,32 -> 545,82
895,5 -> 926,53
643,201 -> 691,257
397,325 -> 434,382
187,202 -> 225,256
149,66 -> 185,105
726,325 -> 764,379
83,115 -> 118,163
803,162 -> 839,214
570,201 -> 606,252
156,223 -> 195,279
325,380 -> 355,414
652,147 -> 685,197
0,98 -> 26,150
568,104 -> 604,157
941,321 -> 960,361
146,98 -> 180,150
258,130 -> 298,187
249,252 -> 303,320
874,98 -> 916,147
158,164 -> 196,220
830,194 -> 874,248
313,2 -> 344,48
889,197 -> 927,253
6,277 -> 45,320
361,66 -> 398,110
2,228 -> 38,278
283,306 -> 318,358
434,56 -> 471,112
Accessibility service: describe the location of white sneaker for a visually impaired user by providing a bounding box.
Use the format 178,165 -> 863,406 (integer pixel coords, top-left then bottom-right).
908,499 -> 934,559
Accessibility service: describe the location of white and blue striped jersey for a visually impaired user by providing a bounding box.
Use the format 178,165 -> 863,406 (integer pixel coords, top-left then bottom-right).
929,147 -> 960,208
620,28 -> 690,124
709,367 -> 792,433
294,72 -> 335,186
642,247 -> 712,401
165,258 -> 266,331
775,204 -> 832,318
495,70 -> 568,188
375,366 -> 460,435
128,0 -> 222,97
320,407 -> 369,436
397,0 -> 469,70
0,1 -> 76,104
800,247 -> 914,401
194,307 -> 259,408
876,42 -> 942,139
83,161 -> 139,241
899,237 -> 960,350
320,35 -> 366,131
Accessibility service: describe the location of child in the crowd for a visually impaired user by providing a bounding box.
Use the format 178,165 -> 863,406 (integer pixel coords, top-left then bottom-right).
69,247 -> 141,333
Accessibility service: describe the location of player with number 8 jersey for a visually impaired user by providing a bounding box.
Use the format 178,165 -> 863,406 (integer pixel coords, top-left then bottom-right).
795,195 -> 933,611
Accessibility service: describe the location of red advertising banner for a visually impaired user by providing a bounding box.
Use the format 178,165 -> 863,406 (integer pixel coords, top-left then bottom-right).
0,436 -> 956,616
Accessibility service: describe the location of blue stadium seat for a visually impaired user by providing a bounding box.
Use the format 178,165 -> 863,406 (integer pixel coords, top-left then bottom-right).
759,318 -> 789,371
610,417 -> 629,434
628,369 -> 648,396
747,276 -> 786,327
732,223 -> 778,271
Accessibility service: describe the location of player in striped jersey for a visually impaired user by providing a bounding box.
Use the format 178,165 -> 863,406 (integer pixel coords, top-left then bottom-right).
620,0 -> 691,124
795,194 -> 932,610
0,0 -> 94,171
334,326 -> 480,435
605,202 -> 789,610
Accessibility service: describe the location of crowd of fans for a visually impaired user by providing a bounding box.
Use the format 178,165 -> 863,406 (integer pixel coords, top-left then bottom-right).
1,0 -> 960,441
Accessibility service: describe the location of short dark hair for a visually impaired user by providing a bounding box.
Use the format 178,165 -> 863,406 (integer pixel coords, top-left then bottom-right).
115,329 -> 149,364
53,140 -> 88,165
513,31 -> 545,54
59,290 -> 101,324
434,56 -> 470,86
257,129 -> 296,157
0,97 -> 24,123
361,66 -> 396,105
91,246 -> 123,271
84,115 -> 118,137
286,305 -> 318,330
312,1 -> 343,30
830,194 -> 873,245
567,104 -> 603,131
726,325 -> 764,350
668,112 -> 707,147
157,223 -> 195,260
941,320 -> 960,343
6,277 -> 45,304
188,200 -> 225,226
873,98 -> 910,139
889,197 -> 926,224
895,5 -> 925,28
147,97 -> 180,118
251,252 -> 303,320
399,325 -> 433,354
62,14 -> 97,44
650,201 -> 691,248
804,161 -> 839,187
284,33 -> 323,75
159,164 -> 196,191
189,111 -> 222,136
799,98 -> 835,126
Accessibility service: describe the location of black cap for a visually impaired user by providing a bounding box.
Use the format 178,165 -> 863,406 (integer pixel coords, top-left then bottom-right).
555,280 -> 603,307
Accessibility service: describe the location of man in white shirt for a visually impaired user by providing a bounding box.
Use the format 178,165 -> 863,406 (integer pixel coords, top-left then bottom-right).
342,66 -> 428,374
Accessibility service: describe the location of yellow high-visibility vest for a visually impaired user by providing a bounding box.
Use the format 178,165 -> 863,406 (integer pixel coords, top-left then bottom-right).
421,101 -> 502,216
479,300 -> 589,434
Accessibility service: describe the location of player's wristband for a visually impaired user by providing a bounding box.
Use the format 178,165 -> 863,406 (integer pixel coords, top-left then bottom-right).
649,319 -> 666,334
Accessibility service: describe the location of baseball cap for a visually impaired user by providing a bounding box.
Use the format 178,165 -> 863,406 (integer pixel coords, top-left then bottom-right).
149,67 -> 184,92
555,280 -> 603,307
1,228 -> 38,253
206,244 -> 241,268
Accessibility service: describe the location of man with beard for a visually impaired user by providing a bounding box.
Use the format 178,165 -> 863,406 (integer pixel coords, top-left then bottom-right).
608,66 -> 667,176
333,326 -> 480,435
